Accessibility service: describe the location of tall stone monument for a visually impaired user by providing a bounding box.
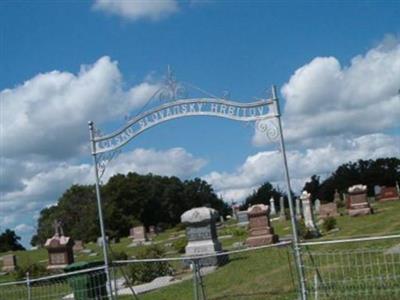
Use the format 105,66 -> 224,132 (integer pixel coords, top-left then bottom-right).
333,189 -> 342,205
45,220 -> 74,269
300,191 -> 320,237
347,185 -> 372,217
246,204 -> 279,247
269,197 -> 277,216
279,196 -> 286,220
295,197 -> 302,219
231,204 -> 240,220
314,199 -> 321,214
181,207 -> 226,266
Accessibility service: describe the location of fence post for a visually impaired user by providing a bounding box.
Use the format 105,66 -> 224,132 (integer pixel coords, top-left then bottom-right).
112,265 -> 119,298
192,260 -> 199,300
272,85 -> 308,300
26,272 -> 31,300
314,272 -> 318,300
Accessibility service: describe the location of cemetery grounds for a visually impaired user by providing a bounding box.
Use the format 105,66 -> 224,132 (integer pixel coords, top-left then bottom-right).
1,200 -> 400,300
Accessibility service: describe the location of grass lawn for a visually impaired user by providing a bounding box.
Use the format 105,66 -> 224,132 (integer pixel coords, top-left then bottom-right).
1,200 -> 400,300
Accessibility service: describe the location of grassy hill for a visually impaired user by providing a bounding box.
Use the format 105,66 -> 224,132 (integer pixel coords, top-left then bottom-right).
1,200 -> 400,299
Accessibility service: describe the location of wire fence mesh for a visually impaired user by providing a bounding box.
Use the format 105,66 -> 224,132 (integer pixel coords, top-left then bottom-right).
112,241 -> 297,300
1,236 -> 400,300
0,266 -> 108,300
300,236 -> 400,300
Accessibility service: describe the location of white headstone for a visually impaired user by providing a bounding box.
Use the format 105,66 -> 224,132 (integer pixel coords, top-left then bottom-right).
315,199 -> 321,214
279,196 -> 286,220
300,191 -> 319,236
269,197 -> 277,216
295,197 -> 301,219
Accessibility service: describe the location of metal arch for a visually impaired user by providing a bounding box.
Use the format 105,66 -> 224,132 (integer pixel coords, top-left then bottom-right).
93,97 -> 277,155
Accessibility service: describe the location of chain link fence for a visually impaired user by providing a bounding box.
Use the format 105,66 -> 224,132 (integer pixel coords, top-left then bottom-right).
300,235 -> 400,300
1,235 -> 400,300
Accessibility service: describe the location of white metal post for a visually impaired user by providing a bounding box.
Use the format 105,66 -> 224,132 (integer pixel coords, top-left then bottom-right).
26,272 -> 31,300
88,121 -> 115,300
271,86 -> 308,300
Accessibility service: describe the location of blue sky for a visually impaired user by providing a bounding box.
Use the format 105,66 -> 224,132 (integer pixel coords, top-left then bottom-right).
1,1 -> 399,247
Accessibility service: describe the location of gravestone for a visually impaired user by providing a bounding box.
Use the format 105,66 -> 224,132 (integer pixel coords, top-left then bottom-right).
269,197 -> 277,216
378,186 -> 399,202
148,225 -> 157,239
334,189 -> 342,205
347,185 -> 372,217
300,191 -> 320,237
130,226 -> 147,243
1,254 -> 17,272
246,204 -> 278,247
181,207 -> 226,266
45,220 -> 74,269
279,196 -> 286,220
319,203 -> 339,219
72,240 -> 84,252
97,236 -> 109,247
374,185 -> 382,198
237,211 -> 249,226
314,199 -> 321,214
231,204 -> 240,220
295,197 -> 301,219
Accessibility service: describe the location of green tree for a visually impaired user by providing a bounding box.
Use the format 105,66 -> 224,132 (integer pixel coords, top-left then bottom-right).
242,182 -> 284,210
0,229 -> 25,252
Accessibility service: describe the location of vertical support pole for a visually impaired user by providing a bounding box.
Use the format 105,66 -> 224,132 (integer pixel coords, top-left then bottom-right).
192,260 -> 199,300
271,86 -> 307,300
112,264 -> 119,298
314,272 -> 319,300
26,272 -> 31,300
88,121 -> 114,300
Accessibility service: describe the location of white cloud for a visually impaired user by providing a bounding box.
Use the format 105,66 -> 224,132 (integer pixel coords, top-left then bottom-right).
93,0 -> 179,21
104,147 -> 207,179
0,147 -> 206,241
206,133 -> 400,202
15,224 -> 35,234
1,56 -> 159,159
253,37 -> 400,146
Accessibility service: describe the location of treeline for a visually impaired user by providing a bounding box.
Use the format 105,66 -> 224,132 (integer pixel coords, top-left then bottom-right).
243,157 -> 400,210
31,173 -> 229,246
303,157 -> 400,202
0,229 -> 25,252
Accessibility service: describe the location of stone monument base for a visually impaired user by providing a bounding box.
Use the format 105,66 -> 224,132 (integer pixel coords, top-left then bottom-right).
1,266 -> 16,272
246,234 -> 278,247
348,207 -> 372,217
47,264 -> 68,270
183,252 -> 229,267
379,197 -> 399,202
183,240 -> 228,267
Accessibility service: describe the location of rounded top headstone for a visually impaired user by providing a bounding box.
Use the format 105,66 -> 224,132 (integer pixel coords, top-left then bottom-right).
247,204 -> 269,216
181,207 -> 219,224
348,184 -> 367,193
300,191 -> 311,201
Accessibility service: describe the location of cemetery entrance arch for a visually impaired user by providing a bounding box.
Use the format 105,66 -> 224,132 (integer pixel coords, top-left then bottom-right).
88,73 -> 307,300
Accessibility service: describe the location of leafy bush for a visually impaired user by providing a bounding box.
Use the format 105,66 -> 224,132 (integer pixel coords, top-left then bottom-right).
111,250 -> 128,260
172,237 -> 187,254
297,220 -> 315,240
14,262 -> 49,280
322,217 -> 337,232
127,245 -> 173,284
232,227 -> 247,237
